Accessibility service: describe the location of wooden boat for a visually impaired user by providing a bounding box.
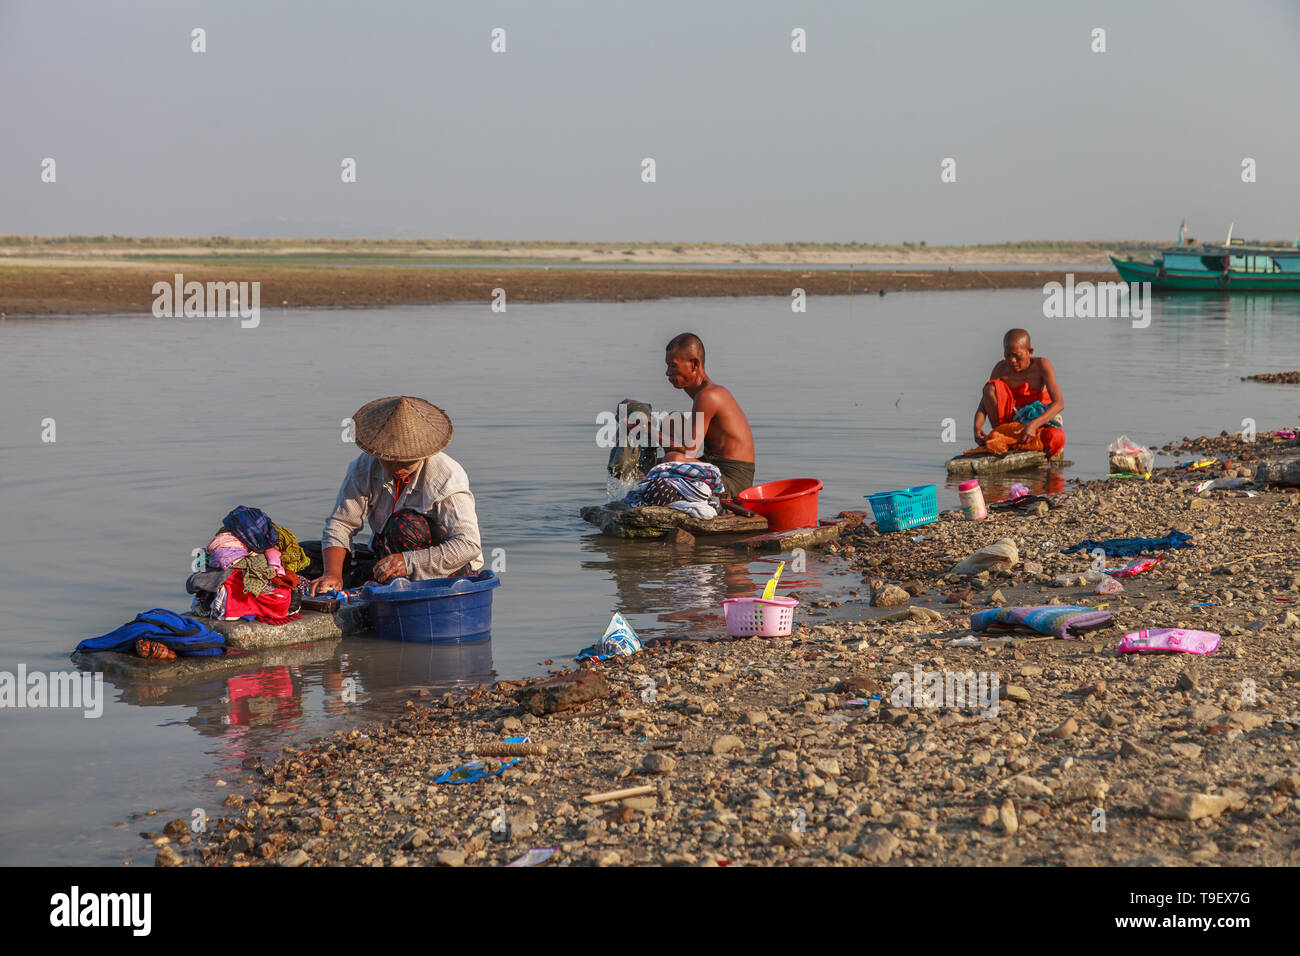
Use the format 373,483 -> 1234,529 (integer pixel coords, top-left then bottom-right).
1111,222 -> 1300,291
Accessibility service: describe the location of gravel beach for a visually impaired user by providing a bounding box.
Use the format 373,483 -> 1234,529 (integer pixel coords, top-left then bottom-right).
155,429 -> 1300,868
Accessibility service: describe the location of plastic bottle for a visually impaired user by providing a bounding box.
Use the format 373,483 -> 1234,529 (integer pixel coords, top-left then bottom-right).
958,479 -> 987,521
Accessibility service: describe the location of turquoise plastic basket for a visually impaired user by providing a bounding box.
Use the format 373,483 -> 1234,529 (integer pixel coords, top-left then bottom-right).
866,484 -> 939,532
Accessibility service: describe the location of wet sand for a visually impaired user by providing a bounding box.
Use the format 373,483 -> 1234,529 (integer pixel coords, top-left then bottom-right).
0,265 -> 1117,317
157,428 -> 1300,868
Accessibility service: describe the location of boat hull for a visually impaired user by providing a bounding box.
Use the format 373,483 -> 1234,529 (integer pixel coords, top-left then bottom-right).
1110,255 -> 1300,291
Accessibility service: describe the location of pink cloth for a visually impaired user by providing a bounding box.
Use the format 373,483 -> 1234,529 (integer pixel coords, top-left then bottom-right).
208,546 -> 249,569
205,531 -> 245,553
1118,629 -> 1220,655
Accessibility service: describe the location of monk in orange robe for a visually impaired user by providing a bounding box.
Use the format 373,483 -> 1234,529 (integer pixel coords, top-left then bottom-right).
972,329 -> 1065,458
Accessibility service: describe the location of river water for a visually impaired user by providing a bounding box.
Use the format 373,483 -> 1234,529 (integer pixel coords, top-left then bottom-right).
1,289 -> 1297,864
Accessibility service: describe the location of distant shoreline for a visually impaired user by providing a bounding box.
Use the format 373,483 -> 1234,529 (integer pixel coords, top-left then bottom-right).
0,264 -> 1119,316
0,235 -> 1164,267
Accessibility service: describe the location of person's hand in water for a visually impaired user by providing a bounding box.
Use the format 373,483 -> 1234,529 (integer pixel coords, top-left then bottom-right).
310,574 -> 343,596
372,554 -> 409,584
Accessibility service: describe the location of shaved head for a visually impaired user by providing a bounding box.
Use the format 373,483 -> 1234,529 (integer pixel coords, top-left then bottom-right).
1003,328 -> 1031,349
666,332 -> 705,364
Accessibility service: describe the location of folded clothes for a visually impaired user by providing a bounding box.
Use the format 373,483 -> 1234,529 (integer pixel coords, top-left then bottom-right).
232,553 -> 277,596
273,524 -> 311,573
971,605 -> 1114,640
186,568 -> 235,595
624,461 -> 725,508
221,569 -> 293,620
223,505 -> 278,552
207,545 -> 249,569
205,531 -> 244,553
1061,530 -> 1192,557
667,500 -> 718,519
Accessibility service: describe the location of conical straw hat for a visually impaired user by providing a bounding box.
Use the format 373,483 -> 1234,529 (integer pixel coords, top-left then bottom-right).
352,396 -> 453,461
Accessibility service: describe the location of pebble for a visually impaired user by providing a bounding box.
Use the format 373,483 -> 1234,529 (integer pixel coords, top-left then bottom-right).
642,753 -> 677,774
856,830 -> 901,863
400,827 -> 430,849
1170,742 -> 1203,760
998,800 -> 1019,835
436,849 -> 467,867
155,845 -> 183,867
871,584 -> 910,607
1049,718 -> 1078,739
710,735 -> 744,756
1147,788 -> 1231,821
278,849 -> 309,867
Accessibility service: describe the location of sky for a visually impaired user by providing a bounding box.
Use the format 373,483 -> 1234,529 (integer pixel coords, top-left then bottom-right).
2,0 -> 1298,243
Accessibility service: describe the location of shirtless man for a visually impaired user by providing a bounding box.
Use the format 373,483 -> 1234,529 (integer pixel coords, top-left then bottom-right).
657,332 -> 756,498
973,329 -> 1066,458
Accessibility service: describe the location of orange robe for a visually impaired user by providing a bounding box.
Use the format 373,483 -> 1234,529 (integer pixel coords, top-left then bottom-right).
984,378 -> 1065,458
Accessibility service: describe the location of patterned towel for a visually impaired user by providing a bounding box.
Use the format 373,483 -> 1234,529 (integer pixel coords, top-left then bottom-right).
624,461 -> 725,507
970,605 -> 1114,640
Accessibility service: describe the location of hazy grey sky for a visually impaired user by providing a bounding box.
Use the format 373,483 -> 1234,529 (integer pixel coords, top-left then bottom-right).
3,0 -> 1298,243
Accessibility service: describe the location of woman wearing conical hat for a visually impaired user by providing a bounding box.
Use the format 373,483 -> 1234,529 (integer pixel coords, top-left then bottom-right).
310,397 -> 483,594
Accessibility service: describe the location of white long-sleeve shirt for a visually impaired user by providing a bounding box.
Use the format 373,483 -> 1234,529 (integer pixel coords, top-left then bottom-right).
321,452 -> 484,579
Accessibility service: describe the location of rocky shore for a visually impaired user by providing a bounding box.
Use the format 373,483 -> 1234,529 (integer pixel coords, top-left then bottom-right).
158,429 -> 1300,868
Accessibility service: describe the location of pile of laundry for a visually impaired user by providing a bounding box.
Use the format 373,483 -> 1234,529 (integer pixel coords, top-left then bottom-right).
188,506 -> 313,626
622,461 -> 725,519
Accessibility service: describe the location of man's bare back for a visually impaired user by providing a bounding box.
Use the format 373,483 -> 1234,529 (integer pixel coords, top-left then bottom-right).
687,381 -> 754,462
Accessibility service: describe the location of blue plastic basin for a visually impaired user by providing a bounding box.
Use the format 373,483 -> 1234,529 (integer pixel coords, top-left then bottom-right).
363,570 -> 501,643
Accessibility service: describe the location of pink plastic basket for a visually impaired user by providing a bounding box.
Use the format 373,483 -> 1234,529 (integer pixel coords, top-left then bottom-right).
721,597 -> 799,637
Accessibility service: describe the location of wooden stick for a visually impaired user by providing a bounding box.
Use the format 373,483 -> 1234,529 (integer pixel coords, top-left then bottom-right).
583,784 -> 656,805
475,742 -> 548,757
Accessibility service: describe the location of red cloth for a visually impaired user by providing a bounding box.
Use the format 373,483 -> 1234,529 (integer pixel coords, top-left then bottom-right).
225,667 -> 297,726
988,378 -> 1065,458
222,569 -> 293,620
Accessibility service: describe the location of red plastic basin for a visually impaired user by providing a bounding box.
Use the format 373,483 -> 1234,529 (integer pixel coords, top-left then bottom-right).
737,478 -> 824,532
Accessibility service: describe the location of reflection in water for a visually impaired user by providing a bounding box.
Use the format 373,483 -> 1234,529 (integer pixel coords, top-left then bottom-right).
6,290 -> 1300,865
944,464 -> 1067,504
92,634 -> 495,756
579,533 -> 839,641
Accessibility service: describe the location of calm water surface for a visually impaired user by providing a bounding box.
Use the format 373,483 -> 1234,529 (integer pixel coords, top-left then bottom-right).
1,290 -> 1297,864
